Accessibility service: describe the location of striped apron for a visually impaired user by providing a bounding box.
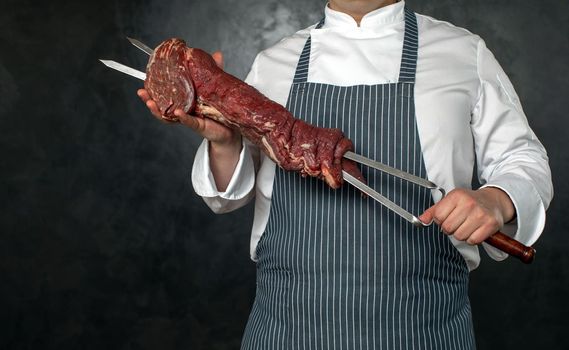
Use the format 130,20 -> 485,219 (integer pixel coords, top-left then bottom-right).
242,8 -> 475,350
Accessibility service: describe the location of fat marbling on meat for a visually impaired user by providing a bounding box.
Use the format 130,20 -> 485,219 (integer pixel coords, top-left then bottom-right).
145,38 -> 364,189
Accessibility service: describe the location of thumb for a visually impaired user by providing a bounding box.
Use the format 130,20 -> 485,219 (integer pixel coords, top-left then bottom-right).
212,51 -> 224,69
419,205 -> 435,225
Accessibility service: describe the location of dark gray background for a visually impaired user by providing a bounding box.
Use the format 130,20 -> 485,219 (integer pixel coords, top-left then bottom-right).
1,0 -> 567,349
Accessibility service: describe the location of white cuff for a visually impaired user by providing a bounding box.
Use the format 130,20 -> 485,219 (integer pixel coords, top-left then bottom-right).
191,138 -> 255,200
480,174 -> 546,261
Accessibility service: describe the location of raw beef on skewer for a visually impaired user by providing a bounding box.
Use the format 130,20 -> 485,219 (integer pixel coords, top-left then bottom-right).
144,38 -> 364,189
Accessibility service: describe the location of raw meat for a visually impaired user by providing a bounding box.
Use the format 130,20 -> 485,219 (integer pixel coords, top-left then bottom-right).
145,38 -> 364,189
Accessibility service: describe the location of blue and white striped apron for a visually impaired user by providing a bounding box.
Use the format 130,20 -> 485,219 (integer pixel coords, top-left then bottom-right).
242,8 -> 475,350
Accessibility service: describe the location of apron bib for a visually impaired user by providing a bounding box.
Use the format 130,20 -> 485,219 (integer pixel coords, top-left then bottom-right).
242,8 -> 475,350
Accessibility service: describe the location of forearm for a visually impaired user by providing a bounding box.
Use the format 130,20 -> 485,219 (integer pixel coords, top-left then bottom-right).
209,135 -> 243,192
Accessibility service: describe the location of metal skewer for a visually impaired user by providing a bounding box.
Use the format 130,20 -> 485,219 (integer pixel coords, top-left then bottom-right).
344,151 -> 445,197
99,59 -> 146,80
342,171 -> 427,227
127,37 -> 154,55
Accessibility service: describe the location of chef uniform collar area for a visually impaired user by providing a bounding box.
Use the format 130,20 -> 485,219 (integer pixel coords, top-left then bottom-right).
323,0 -> 405,29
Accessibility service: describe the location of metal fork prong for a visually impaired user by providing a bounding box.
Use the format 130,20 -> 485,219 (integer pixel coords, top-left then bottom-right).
99,59 -> 146,80
342,171 -> 432,228
344,151 -> 446,199
412,216 -> 433,228
344,151 -> 437,189
127,37 -> 154,56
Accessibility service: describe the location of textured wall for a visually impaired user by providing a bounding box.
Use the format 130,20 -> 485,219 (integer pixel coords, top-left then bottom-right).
1,0 -> 567,349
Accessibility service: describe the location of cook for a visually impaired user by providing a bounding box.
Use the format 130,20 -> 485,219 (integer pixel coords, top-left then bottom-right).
138,0 -> 553,348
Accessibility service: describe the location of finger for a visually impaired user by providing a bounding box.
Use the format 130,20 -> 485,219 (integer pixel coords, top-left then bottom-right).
452,216 -> 481,242
466,224 -> 497,245
440,207 -> 468,236
174,109 -> 203,132
137,89 -> 150,102
419,205 -> 435,225
146,100 -> 162,118
212,51 -> 224,69
431,197 -> 457,226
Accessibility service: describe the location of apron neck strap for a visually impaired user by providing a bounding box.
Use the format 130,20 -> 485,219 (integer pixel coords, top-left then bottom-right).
291,18 -> 324,84
292,6 -> 419,85
398,7 -> 418,83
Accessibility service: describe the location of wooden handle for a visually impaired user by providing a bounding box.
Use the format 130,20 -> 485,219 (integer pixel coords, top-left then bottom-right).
484,232 -> 536,264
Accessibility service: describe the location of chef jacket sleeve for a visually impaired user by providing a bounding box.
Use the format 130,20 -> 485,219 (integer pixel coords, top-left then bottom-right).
471,39 -> 554,260
190,56 -> 262,214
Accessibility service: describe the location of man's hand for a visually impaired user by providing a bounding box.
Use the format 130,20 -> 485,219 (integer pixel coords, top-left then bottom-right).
136,51 -> 242,192
136,51 -> 236,144
137,88 -> 238,145
419,187 -> 516,245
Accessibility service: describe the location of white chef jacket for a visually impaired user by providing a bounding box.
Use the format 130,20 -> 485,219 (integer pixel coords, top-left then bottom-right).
191,1 -> 553,270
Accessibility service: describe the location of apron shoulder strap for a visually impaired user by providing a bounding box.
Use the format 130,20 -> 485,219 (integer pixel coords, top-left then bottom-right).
292,19 -> 325,84
398,7 -> 419,83
291,7 -> 419,85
